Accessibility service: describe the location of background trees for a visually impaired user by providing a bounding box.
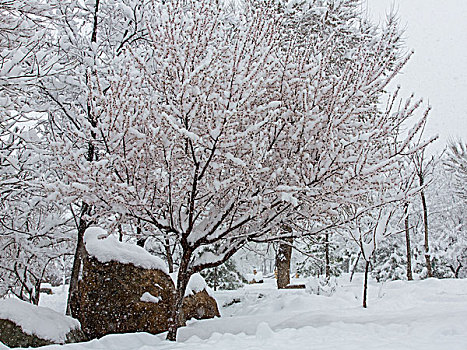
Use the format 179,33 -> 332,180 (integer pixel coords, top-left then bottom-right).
446,141 -> 467,201
0,0 -> 76,303
37,0 -> 152,316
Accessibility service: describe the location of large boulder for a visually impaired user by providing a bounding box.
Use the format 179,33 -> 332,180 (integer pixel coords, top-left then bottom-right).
0,299 -> 85,348
78,227 -> 176,339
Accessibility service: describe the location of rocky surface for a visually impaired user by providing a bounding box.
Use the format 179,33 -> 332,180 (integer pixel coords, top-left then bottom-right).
77,255 -> 176,339
181,289 -> 220,322
77,227 -> 220,339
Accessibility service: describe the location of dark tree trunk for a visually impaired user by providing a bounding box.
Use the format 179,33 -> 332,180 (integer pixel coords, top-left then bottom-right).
66,203 -> 90,317
164,238 -> 174,273
136,225 -> 146,247
213,267 -> 218,291
449,264 -> 462,278
325,233 -> 330,279
350,252 -> 361,283
166,250 -> 192,341
404,203 -> 413,281
363,259 -> 370,308
32,283 -> 40,305
420,189 -> 433,278
276,237 -> 293,289
118,224 -> 123,242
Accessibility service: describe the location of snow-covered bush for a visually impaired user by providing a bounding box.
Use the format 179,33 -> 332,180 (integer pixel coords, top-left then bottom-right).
306,276 -> 338,297
372,243 -> 407,282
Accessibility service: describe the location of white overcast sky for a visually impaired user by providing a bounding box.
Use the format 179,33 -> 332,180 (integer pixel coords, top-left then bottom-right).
365,0 -> 467,152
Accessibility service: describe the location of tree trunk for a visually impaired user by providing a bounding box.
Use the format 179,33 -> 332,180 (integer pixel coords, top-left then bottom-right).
213,267 -> 218,291
66,0 -> 100,317
420,189 -> 433,277
136,224 -> 146,247
118,224 -> 123,242
276,237 -> 293,289
164,238 -> 174,273
404,203 -> 413,281
66,203 -> 90,317
449,264 -> 462,278
350,252 -> 361,282
325,233 -> 330,279
362,259 -> 370,308
32,281 -> 41,305
166,250 -> 192,341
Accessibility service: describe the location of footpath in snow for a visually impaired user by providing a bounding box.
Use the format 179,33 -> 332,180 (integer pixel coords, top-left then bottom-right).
10,274 -> 465,350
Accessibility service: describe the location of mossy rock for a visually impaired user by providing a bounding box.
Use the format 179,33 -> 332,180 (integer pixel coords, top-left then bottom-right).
65,328 -> 87,344
181,289 -> 220,323
0,318 -> 86,348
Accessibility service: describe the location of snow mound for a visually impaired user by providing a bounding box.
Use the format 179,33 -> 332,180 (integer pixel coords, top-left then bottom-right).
170,272 -> 214,297
306,276 -> 338,296
255,322 -> 274,341
0,298 -> 80,343
140,292 -> 161,304
84,227 -> 168,273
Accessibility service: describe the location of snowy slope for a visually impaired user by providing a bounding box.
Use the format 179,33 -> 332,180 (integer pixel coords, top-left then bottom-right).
366,0 -> 467,151
13,275 -> 467,350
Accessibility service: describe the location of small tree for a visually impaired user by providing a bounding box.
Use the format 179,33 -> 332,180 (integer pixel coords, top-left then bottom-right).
412,149 -> 435,277
346,205 -> 392,308
0,125 -> 74,303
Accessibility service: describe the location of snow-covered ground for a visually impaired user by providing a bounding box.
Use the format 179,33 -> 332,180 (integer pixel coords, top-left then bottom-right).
9,275 -> 466,350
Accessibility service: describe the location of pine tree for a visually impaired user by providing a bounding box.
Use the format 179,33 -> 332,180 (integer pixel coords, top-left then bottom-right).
201,260 -> 246,291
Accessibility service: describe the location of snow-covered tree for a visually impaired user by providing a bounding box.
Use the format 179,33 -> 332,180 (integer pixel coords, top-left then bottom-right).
421,159 -> 467,278
200,260 -> 245,291
294,234 -> 347,278
47,0 -> 434,339
411,148 -> 436,277
372,237 -> 407,282
0,1 -> 78,303
1,0 -> 57,205
445,140 -> 467,202
0,124 -> 75,303
35,0 -> 153,316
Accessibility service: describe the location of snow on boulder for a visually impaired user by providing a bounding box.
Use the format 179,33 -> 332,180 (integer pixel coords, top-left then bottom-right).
84,227 -> 168,273
140,292 -> 161,304
170,272 -> 215,297
0,298 -> 85,348
78,227 -> 176,339
256,322 -> 274,341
